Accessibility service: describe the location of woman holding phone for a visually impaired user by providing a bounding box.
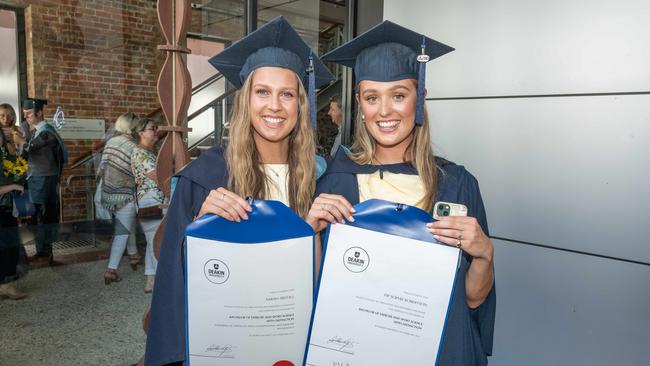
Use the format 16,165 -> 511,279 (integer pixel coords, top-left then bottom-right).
145,16 -> 333,366
307,21 -> 496,366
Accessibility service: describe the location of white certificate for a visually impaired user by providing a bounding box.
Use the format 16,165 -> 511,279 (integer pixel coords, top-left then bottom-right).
185,201 -> 313,366
306,223 -> 460,366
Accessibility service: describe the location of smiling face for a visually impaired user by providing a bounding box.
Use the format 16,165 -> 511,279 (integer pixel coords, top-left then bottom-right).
23,108 -> 43,127
0,107 -> 14,127
357,79 -> 418,157
248,67 -> 300,149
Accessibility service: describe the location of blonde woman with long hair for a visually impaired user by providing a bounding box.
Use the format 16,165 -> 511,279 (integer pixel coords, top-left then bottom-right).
307,22 -> 496,366
145,17 -> 333,365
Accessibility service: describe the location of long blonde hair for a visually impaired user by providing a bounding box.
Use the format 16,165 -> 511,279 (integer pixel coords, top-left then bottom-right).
226,70 -> 316,218
348,86 -> 438,211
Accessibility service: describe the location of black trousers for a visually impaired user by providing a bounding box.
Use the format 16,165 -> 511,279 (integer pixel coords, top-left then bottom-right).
26,176 -> 60,256
0,209 -> 19,283
26,201 -> 59,256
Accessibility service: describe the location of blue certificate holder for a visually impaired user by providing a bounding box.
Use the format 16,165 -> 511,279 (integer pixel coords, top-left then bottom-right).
305,199 -> 461,366
184,199 -> 314,366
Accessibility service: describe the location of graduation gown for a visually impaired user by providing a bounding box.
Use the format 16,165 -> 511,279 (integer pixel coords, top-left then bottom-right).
316,148 -> 496,366
144,146 -> 326,365
145,146 -> 228,366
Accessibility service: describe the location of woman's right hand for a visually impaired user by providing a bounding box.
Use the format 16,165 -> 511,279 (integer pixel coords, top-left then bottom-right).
197,187 -> 252,222
306,193 -> 355,233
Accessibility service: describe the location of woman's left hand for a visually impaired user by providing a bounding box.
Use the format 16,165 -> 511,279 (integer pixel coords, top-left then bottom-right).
426,216 -> 493,261
12,131 -> 25,146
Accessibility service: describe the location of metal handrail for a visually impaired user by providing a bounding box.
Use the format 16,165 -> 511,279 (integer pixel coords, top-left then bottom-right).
188,130 -> 216,152
66,174 -> 96,194
187,87 -> 238,153
146,73 -> 224,118
191,73 -> 224,96
61,173 -> 97,222
67,76 -> 230,171
187,87 -> 237,121
67,87 -> 236,173
68,71 -> 339,170
67,148 -> 101,170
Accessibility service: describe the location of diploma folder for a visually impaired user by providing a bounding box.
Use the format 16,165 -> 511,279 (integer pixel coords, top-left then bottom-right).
185,199 -> 314,366
305,199 -> 461,366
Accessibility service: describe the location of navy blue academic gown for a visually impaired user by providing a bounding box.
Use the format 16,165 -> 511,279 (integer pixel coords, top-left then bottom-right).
145,146 -> 327,365
145,146 -> 228,366
316,148 -> 496,366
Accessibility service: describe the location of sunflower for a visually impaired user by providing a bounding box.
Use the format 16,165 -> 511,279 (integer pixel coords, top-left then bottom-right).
2,159 -> 12,176
1,154 -> 28,178
12,156 -> 28,177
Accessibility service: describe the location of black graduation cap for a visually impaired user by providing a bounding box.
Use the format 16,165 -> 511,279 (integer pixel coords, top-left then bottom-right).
322,21 -> 454,125
22,98 -> 48,111
208,16 -> 334,128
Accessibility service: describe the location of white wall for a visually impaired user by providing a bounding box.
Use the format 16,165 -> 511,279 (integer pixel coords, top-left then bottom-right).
384,1 -> 650,364
0,10 -> 20,115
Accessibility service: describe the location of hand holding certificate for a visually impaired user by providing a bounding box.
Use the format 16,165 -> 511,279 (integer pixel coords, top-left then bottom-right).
305,199 -> 461,366
185,200 -> 314,366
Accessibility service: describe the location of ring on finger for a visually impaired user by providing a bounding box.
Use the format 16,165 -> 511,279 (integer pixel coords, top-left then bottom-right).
457,231 -> 463,240
456,239 -> 462,248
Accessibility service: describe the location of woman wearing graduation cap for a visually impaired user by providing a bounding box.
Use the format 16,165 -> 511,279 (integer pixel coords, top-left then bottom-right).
307,21 -> 496,366
144,17 -> 333,365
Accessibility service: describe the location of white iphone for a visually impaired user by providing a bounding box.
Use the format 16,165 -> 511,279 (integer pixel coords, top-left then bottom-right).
433,201 -> 468,219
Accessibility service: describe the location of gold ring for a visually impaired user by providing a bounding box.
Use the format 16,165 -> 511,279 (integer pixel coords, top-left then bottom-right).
457,232 -> 463,240
456,239 -> 462,248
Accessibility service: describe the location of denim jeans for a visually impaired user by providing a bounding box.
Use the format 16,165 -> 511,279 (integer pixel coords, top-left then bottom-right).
107,201 -> 138,270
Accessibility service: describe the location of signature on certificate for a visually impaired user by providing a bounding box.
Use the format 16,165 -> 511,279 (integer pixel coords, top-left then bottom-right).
205,344 -> 235,358
327,336 -> 357,351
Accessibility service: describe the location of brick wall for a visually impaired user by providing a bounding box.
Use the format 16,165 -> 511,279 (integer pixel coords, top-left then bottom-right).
8,0 -> 166,221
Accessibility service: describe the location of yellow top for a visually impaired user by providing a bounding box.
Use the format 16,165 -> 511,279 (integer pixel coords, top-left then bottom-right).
263,164 -> 289,206
357,170 -> 427,210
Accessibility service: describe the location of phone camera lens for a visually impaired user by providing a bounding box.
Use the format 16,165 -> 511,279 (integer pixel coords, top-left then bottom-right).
443,211 -> 449,216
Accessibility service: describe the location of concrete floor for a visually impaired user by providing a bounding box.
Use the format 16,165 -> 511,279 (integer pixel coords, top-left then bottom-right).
0,259 -> 151,366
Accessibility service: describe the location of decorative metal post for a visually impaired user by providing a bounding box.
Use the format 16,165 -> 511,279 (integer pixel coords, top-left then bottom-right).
156,0 -> 192,199
142,0 -> 193,338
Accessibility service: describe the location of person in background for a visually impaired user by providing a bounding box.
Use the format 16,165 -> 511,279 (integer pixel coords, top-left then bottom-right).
327,95 -> 343,157
1,103 -> 18,155
0,183 -> 26,300
0,103 -> 27,299
0,182 -> 26,300
12,98 -> 67,267
309,21 -> 496,366
0,103 -> 30,278
99,112 -> 142,284
131,118 -> 164,293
